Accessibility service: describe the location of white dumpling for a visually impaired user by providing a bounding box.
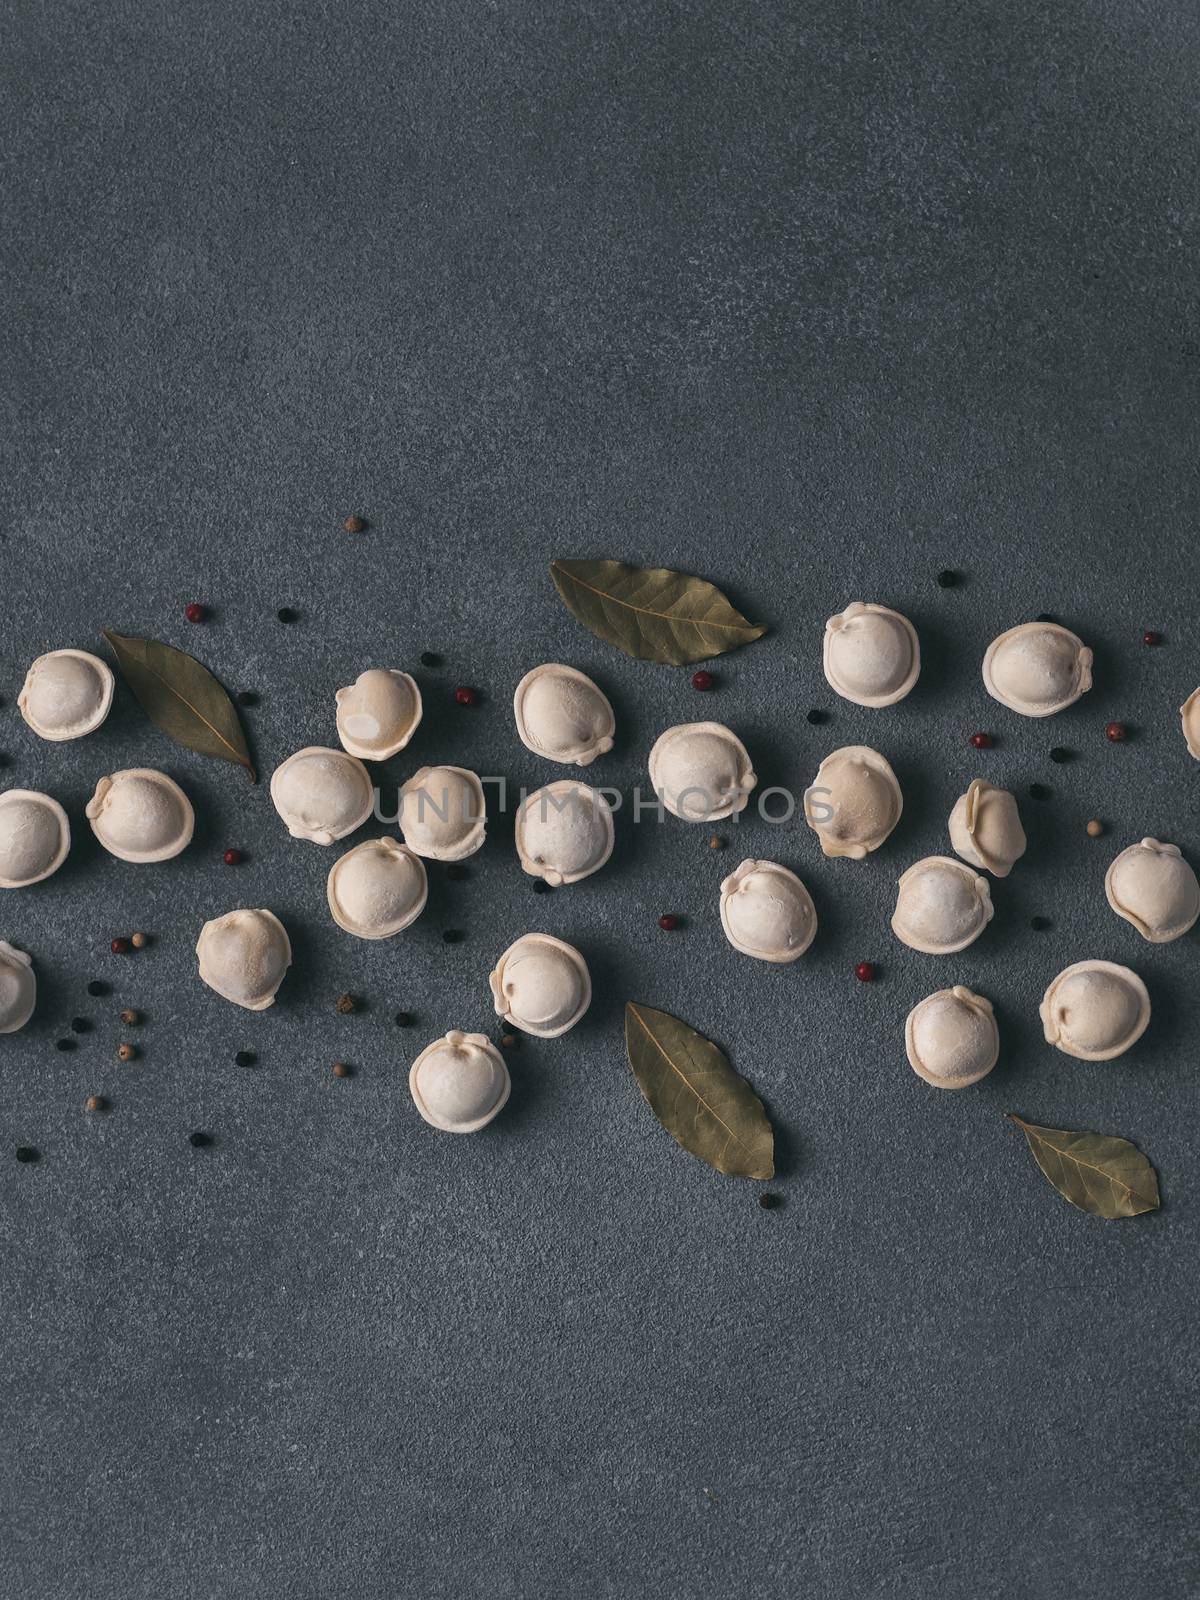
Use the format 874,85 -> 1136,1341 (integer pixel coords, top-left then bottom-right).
647,722 -> 756,822
513,664 -> 615,766
719,859 -> 817,963
87,769 -> 194,863
409,1031 -> 511,1132
0,942 -> 35,1033
891,856 -> 993,954
18,649 -> 114,741
270,747 -> 375,845
1182,689 -> 1200,760
335,669 -> 422,760
982,621 -> 1092,717
489,933 -> 591,1037
1104,838 -> 1199,944
326,837 -> 428,939
822,601 -> 920,708
398,766 -> 486,861
948,780 -> 1026,877
905,987 -> 999,1089
803,746 -> 902,860
1039,960 -> 1150,1061
514,781 -> 614,886
196,908 -> 292,1011
0,790 -> 70,888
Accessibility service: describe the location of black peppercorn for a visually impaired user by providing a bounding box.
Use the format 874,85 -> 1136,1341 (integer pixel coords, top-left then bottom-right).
236,690 -> 259,707
86,980 -> 109,998
394,1011 -> 414,1027
1049,747 -> 1072,764
235,1050 -> 257,1067
188,1131 -> 211,1148
15,1146 -> 39,1163
55,1038 -> 76,1053
1031,916 -> 1052,931
758,1193 -> 781,1210
806,709 -> 828,725
442,929 -> 463,944
277,607 -> 298,624
420,651 -> 442,668
936,569 -> 961,588
1028,783 -> 1051,801
70,1017 -> 91,1034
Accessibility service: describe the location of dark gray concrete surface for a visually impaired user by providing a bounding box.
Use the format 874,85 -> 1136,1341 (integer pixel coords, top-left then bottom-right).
3,2 -> 1199,1595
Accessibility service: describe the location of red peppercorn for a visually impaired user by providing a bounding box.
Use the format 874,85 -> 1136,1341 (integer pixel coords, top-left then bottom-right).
1143,631 -> 1162,647
855,962 -> 876,982
223,848 -> 243,866
454,686 -> 478,707
111,937 -> 130,955
969,732 -> 993,750
691,670 -> 714,691
1106,721 -> 1127,743
658,914 -> 679,932
184,603 -> 206,624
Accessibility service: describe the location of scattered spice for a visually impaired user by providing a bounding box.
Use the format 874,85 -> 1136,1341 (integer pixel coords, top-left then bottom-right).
120,1008 -> 141,1026
1086,819 -> 1105,838
969,732 -> 993,750
235,1049 -> 257,1067
1143,631 -> 1162,646
420,651 -> 442,668
500,1033 -> 518,1048
1028,783 -> 1051,801
343,515 -> 366,534
1106,721 -> 1128,743
131,932 -> 148,950
117,1043 -> 137,1062
1031,916 -> 1052,931
855,962 -> 877,982
394,1011 -> 414,1028
86,1095 -> 106,1113
188,1130 -> 211,1148
332,1061 -> 351,1078
658,914 -> 679,932
70,1016 -> 91,1034
936,569 -> 961,588
236,690 -> 259,707
335,993 -> 357,1014
15,1146 -> 39,1164
55,1038 -> 77,1053
758,1192 -> 782,1210
708,835 -> 724,850
454,686 -> 478,707
277,607 -> 298,624
111,938 -> 130,955
184,603 -> 207,624
223,848 -> 243,866
87,980 -> 109,998
442,929 -> 463,944
1049,747 -> 1072,764
806,709 -> 828,725
691,670 -> 714,691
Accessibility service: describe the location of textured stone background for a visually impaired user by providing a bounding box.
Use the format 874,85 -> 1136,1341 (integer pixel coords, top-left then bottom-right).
3,2 -> 1199,1596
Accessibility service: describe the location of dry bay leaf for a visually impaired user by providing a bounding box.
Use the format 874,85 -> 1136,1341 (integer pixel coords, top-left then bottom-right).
625,1001 -> 774,1179
550,559 -> 766,665
1007,1114 -> 1160,1219
103,632 -> 256,783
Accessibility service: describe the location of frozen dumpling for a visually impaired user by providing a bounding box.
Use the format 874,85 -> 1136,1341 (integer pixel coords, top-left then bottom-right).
271,747 -> 374,845
513,664 -> 615,766
719,859 -> 817,962
1104,838 -> 1199,944
489,933 -> 591,1037
905,986 -> 999,1089
891,856 -> 993,954
196,908 -> 292,1011
1182,689 -> 1200,760
87,770 -> 194,864
648,722 -> 756,822
0,942 -> 35,1033
1040,959 -> 1150,1061
514,781 -> 614,886
803,746 -> 902,860
409,1030 -> 511,1132
18,649 -> 114,742
948,780 -> 1026,878
398,766 -> 486,861
822,601 -> 920,708
335,669 -> 422,760
0,790 -> 70,888
326,837 -> 428,939
982,621 -> 1092,717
